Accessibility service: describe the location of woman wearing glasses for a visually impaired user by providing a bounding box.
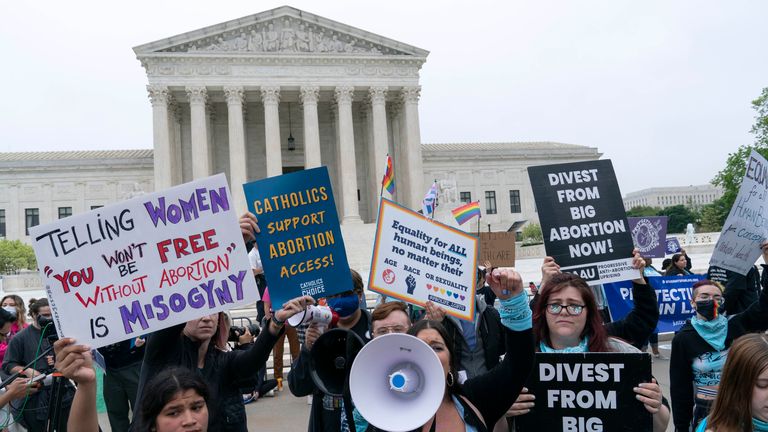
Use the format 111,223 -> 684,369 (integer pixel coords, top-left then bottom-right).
670,279 -> 768,431
509,252 -> 671,432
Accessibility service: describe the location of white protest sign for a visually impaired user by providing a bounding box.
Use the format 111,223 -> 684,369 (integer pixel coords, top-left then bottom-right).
710,150 -> 768,275
369,199 -> 478,321
29,174 -> 258,348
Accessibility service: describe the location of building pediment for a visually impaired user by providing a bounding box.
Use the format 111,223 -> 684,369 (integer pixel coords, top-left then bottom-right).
133,6 -> 429,59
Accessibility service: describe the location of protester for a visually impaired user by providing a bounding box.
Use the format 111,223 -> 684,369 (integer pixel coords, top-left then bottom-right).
508,251 -> 670,432
287,269 -> 372,431
666,253 -> 693,276
136,294 -> 311,431
694,333 -> 768,432
365,266 -> 533,431
263,287 -> 300,391
97,337 -> 145,432
2,298 -> 74,431
0,295 -> 27,363
670,279 -> 768,431
56,338 -> 211,432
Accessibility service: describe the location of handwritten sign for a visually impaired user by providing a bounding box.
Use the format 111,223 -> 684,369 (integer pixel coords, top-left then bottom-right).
628,216 -> 667,258
369,199 -> 478,321
710,150 -> 768,275
518,353 -> 652,432
603,275 -> 703,333
29,174 -> 258,348
478,232 -> 516,267
243,167 -> 352,307
528,160 -> 640,285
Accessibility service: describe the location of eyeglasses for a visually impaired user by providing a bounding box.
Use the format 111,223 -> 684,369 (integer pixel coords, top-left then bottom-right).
696,294 -> 725,304
546,303 -> 585,316
373,325 -> 408,336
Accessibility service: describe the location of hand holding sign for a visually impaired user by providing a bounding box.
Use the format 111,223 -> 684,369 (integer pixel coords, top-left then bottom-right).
634,379 -> 663,414
54,338 -> 96,385
508,387 -> 536,416
239,212 -> 260,244
630,249 -> 648,285
540,256 -> 561,288
486,267 -> 523,300
424,301 -> 447,321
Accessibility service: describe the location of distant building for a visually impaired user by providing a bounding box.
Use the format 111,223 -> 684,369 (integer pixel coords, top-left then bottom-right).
623,184 -> 723,210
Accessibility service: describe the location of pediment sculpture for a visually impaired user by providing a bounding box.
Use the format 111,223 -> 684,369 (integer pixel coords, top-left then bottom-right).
164,18 -> 403,56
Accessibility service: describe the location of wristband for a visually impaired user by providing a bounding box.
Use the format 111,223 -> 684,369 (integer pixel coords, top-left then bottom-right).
271,315 -> 285,327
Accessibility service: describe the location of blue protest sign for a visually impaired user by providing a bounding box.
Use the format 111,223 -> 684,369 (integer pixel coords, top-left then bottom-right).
603,275 -> 703,332
243,167 -> 352,307
628,216 -> 667,258
665,237 -> 681,254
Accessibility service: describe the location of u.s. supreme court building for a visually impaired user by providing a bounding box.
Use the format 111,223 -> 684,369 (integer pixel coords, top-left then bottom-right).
0,6 -> 600,271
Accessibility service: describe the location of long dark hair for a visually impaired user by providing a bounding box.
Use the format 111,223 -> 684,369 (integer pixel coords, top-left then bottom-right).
707,333 -> 768,432
407,320 -> 460,394
532,273 -> 609,352
136,367 -> 210,432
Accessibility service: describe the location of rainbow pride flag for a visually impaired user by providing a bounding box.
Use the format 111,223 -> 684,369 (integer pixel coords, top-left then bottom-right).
452,201 -> 481,225
381,155 -> 395,195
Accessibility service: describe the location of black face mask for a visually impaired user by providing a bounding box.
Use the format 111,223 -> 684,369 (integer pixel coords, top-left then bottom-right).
695,300 -> 723,321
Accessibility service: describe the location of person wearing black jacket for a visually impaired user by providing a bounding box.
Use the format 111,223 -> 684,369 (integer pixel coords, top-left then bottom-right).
288,281 -> 372,432
135,295 -> 312,432
707,265 -> 761,316
669,278 -> 768,431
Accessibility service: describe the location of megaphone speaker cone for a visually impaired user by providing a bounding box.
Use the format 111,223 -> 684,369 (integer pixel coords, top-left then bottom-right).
350,333 -> 444,432
309,328 -> 365,397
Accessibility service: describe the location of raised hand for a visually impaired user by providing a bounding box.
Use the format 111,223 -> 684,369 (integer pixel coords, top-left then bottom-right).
53,338 -> 96,384
239,212 -> 260,244
486,267 -> 524,300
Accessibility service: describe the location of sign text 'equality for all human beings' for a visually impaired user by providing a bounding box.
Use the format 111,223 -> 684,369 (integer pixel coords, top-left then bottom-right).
243,166 -> 352,307
528,160 -> 639,284
369,199 -> 478,321
30,175 -> 259,349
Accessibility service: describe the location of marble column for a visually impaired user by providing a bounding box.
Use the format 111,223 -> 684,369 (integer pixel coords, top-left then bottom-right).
224,86 -> 247,213
388,101 -> 408,207
147,85 -> 172,190
300,86 -> 321,169
401,86 -> 424,211
369,86 -> 389,216
334,86 -> 362,224
261,86 -> 282,177
185,86 -> 210,179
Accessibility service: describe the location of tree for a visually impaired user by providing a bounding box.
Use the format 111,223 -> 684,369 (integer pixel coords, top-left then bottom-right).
521,223 -> 543,245
0,240 -> 37,274
712,87 -> 768,211
699,199 -> 729,232
626,206 -> 662,217
658,205 -> 696,233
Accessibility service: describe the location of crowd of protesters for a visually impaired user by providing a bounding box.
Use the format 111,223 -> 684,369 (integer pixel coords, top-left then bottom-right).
2,211 -> 768,432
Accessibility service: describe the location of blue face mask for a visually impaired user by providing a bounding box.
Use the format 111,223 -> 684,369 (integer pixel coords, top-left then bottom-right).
327,293 -> 360,318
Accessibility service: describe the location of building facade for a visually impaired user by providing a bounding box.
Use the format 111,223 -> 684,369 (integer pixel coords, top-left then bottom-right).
623,184 -> 724,210
134,6 -> 430,224
0,151 -> 154,241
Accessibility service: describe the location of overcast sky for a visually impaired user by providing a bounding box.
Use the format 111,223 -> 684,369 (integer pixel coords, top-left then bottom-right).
1,0 -> 766,195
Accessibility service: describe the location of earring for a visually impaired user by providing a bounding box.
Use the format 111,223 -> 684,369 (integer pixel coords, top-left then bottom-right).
446,371 -> 455,387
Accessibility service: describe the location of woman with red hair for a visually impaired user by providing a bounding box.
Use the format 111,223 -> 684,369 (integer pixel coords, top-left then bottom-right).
509,251 -> 670,432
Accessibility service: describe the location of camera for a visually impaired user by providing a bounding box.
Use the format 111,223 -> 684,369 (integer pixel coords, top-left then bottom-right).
37,315 -> 58,342
228,323 -> 260,343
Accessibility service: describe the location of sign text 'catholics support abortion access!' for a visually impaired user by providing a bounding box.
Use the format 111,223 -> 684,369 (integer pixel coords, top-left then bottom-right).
29,174 -> 258,349
528,160 -> 639,284
369,199 -> 478,321
243,166 -> 352,307
517,353 -> 652,432
710,150 -> 768,275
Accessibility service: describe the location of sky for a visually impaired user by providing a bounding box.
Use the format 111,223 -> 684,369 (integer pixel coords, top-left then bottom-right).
1,0 -> 766,195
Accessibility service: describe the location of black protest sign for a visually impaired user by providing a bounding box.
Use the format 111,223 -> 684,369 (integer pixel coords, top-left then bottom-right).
518,352 -> 652,432
528,160 -> 639,284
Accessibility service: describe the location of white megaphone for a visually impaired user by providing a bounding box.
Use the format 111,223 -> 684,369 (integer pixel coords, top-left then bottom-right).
287,305 -> 339,328
350,333 -> 444,432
